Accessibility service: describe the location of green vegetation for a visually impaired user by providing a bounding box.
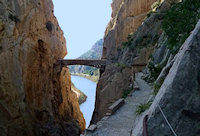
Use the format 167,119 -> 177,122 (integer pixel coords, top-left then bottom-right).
121,32 -> 159,52
122,87 -> 133,98
147,59 -> 167,83
82,67 -> 99,77
115,63 -> 129,71
147,0 -> 163,18
122,33 -> 134,47
9,14 -> 20,23
135,35 -> 157,49
136,101 -> 152,115
144,0 -> 200,84
153,78 -> 165,96
147,11 -> 154,18
162,0 -> 200,54
153,83 -> 161,96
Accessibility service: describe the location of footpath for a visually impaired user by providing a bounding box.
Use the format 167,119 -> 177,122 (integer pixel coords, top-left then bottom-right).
84,72 -> 152,136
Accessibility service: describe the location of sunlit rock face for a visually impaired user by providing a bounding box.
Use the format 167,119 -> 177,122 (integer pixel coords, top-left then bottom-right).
91,0 -> 157,124
0,0 -> 85,135
103,0 -> 157,59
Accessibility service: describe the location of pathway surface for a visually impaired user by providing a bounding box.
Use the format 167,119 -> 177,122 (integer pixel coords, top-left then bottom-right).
85,72 -> 152,136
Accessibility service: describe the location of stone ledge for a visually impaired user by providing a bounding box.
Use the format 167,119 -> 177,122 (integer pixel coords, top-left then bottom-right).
107,98 -> 125,115
105,112 -> 112,116
101,116 -> 109,121
87,124 -> 97,132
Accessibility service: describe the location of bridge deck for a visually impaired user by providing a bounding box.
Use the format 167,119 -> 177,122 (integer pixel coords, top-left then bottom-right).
57,59 -> 147,70
57,59 -> 106,68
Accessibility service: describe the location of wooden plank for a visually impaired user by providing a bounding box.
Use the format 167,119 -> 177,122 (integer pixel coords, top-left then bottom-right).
107,98 -> 125,115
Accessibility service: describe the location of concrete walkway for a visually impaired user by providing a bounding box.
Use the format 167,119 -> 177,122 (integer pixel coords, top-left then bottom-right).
85,72 -> 152,136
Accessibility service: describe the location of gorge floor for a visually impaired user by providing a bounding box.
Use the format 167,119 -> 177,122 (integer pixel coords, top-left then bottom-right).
85,72 -> 153,136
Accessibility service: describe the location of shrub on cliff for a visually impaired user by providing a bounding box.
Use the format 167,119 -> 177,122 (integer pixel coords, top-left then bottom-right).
162,0 -> 200,54
136,101 -> 152,115
122,87 -> 133,98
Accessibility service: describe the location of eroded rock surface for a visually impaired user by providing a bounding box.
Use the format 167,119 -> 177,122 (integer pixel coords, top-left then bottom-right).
0,0 -> 85,135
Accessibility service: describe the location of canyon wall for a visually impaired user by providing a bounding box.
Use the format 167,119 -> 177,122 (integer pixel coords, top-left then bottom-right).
131,0 -> 200,135
102,0 -> 157,60
91,0 -> 200,135
91,0 -> 157,123
0,0 -> 85,136
137,19 -> 200,136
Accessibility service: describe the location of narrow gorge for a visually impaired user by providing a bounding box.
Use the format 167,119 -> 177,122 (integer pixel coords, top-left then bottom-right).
0,0 -> 200,136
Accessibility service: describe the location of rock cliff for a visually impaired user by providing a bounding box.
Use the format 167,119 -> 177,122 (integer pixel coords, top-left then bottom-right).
91,0 -> 200,135
134,19 -> 200,136
0,0 -> 85,136
91,0 -> 157,123
131,1 -> 200,135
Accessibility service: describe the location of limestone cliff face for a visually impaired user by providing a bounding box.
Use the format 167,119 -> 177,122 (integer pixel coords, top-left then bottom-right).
131,1 -> 200,135
142,20 -> 200,136
103,0 -> 157,60
91,0 -> 157,123
0,0 -> 85,135
132,20 -> 200,136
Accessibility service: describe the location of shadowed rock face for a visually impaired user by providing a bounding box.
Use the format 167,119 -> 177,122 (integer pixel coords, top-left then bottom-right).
146,20 -> 200,136
0,0 -> 85,135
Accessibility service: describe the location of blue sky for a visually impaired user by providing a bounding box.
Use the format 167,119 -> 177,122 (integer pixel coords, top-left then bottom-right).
52,0 -> 112,59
